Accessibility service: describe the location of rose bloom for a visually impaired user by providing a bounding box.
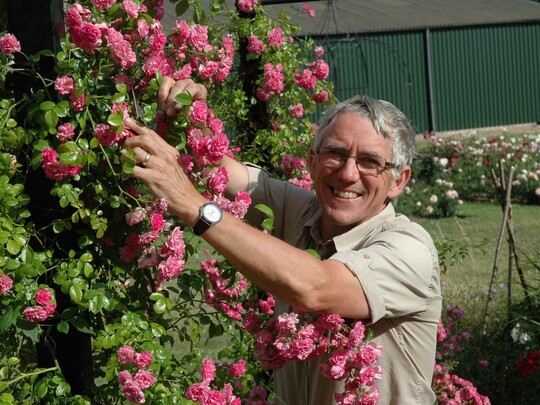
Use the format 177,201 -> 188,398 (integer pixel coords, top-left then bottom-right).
0,274 -> 13,294
267,27 -> 283,47
91,0 -> 116,10
118,345 -> 135,364
117,370 -> 133,385
23,306 -> 50,323
56,123 -> 75,142
247,35 -> 265,54
122,381 -> 145,404
134,351 -> 152,368
35,288 -> 53,305
0,33 -> 21,55
134,369 -> 155,389
312,91 -> 329,104
229,359 -> 247,378
189,100 -> 208,124
289,103 -> 304,118
54,76 -> 75,95
237,0 -> 258,13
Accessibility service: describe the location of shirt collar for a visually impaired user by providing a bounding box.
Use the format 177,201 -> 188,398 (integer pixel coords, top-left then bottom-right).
331,203 -> 396,252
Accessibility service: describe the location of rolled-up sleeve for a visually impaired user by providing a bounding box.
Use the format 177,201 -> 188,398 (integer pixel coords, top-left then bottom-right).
330,227 -> 438,323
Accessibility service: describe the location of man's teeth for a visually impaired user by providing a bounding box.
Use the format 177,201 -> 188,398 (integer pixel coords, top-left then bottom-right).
333,189 -> 359,199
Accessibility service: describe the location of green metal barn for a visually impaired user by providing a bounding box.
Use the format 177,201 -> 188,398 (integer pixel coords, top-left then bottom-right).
164,0 -> 540,133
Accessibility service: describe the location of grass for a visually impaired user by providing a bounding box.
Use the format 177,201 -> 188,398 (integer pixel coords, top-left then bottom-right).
413,202 -> 540,330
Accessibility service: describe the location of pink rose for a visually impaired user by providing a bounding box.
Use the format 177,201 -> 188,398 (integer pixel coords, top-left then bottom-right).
56,123 -> 75,142
189,100 -> 208,124
0,274 -> 14,294
186,383 -> 211,402
121,0 -> 139,18
54,76 -> 75,95
237,0 -> 258,13
289,103 -> 304,118
228,359 -> 247,378
117,370 -> 133,385
118,345 -> 135,364
267,27 -> 283,48
23,306 -> 50,323
312,91 -> 329,104
122,381 -> 145,403
134,351 -> 152,368
247,35 -> 265,54
69,91 -> 86,113
201,358 -> 216,383
35,288 -> 53,305
91,0 -> 116,10
134,369 -> 155,389
0,33 -> 21,55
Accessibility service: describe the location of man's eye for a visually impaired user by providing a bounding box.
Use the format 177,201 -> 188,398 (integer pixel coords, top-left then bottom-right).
358,156 -> 380,167
326,150 -> 347,160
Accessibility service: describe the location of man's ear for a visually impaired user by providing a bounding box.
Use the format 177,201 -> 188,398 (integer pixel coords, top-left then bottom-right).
388,165 -> 411,200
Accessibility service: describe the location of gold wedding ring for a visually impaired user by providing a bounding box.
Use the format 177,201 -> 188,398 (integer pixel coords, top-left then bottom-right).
141,151 -> 151,166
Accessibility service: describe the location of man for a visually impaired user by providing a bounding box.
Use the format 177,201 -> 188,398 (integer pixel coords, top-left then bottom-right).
123,78 -> 442,404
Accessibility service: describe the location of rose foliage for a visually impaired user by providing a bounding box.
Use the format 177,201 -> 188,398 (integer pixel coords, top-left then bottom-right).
0,1 -> 489,404
0,0 -> 386,403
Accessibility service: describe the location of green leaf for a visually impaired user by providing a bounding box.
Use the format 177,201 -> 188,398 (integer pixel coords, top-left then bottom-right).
70,316 -> 93,334
0,310 -> 18,332
35,379 -> 48,399
57,321 -> 70,334
154,299 -> 167,314
39,101 -> 56,111
174,92 -> 192,106
175,0 -> 189,16
69,284 -> 83,303
107,112 -> 124,127
44,109 -> 59,129
255,203 -> 274,219
80,252 -> 93,263
6,239 -> 21,255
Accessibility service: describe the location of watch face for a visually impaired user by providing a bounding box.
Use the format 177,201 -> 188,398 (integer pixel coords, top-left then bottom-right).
203,203 -> 222,222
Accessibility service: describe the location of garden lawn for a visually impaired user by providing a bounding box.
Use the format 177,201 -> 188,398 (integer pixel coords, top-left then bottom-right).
414,201 -> 540,329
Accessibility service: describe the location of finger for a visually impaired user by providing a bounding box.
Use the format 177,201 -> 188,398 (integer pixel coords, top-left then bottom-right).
158,76 -> 176,113
125,117 -> 155,137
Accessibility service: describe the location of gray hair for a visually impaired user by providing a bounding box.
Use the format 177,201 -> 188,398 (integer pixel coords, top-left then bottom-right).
314,95 -> 416,180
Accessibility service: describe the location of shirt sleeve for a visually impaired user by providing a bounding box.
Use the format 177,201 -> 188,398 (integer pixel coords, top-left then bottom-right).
330,226 -> 439,324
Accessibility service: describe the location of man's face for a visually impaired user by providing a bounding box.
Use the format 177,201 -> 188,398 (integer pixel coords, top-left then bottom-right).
310,112 -> 409,240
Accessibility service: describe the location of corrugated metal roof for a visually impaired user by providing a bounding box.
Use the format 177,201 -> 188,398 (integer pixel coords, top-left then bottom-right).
163,0 -> 540,36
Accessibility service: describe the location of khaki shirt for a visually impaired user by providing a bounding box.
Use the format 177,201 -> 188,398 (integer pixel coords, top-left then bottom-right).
245,165 -> 442,405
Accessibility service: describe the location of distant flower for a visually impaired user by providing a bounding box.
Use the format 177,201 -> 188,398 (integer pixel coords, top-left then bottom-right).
118,345 -> 135,364
0,275 -> 13,294
0,33 -> 21,55
56,123 -> 75,142
35,288 -> 53,305
237,0 -> 259,13
55,76 -> 75,95
312,91 -> 329,104
267,27 -> 284,48
134,351 -> 153,368
247,35 -> 265,54
289,103 -> 304,118
302,3 -> 316,17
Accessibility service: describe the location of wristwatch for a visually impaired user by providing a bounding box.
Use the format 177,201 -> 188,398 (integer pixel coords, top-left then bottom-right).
193,202 -> 223,236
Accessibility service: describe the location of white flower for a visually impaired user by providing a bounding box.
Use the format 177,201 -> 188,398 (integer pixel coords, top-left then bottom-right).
429,195 -> 438,203
439,157 -> 449,167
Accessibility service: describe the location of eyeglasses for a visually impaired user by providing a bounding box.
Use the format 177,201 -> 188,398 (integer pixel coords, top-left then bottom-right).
316,147 -> 396,175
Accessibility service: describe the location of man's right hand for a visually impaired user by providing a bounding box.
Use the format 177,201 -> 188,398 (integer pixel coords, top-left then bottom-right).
157,77 -> 208,117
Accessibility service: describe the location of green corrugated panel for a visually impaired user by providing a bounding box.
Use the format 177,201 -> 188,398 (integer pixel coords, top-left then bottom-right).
430,24 -> 540,131
319,32 -> 429,132
317,23 -> 540,133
